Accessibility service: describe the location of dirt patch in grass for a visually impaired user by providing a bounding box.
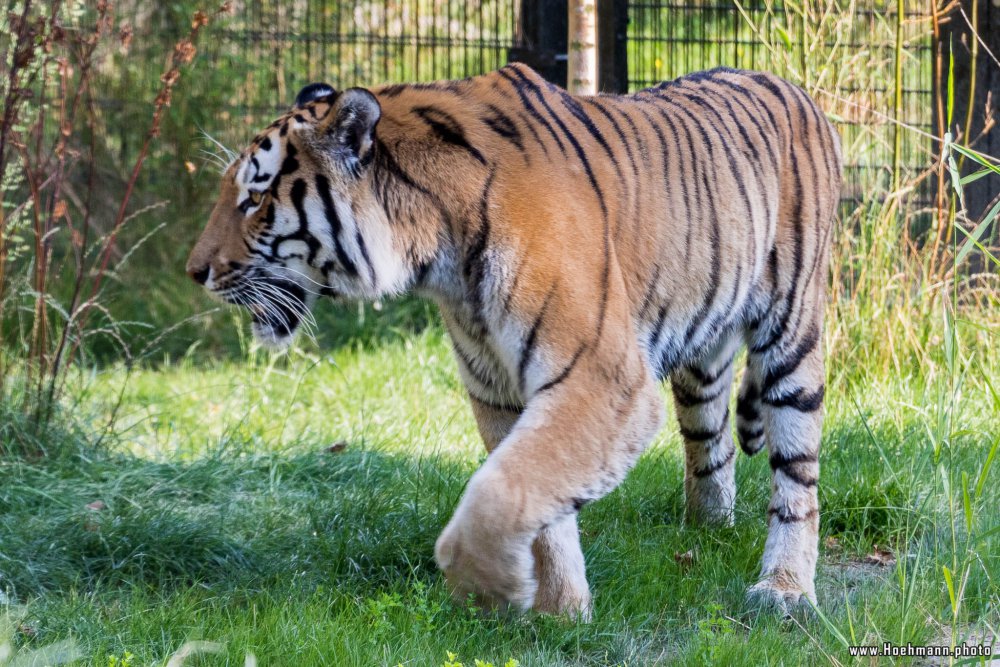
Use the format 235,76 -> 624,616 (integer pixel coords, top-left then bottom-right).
816,556 -> 893,607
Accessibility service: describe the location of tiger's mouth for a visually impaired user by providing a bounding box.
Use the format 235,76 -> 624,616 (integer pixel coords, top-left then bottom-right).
248,295 -> 302,347
221,276 -> 311,349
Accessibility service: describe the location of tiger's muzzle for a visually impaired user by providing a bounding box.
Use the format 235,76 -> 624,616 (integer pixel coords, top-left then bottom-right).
195,264 -> 312,348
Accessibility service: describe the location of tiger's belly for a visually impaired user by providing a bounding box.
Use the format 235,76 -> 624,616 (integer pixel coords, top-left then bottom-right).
437,297 -> 524,410
627,177 -> 773,380
635,269 -> 759,382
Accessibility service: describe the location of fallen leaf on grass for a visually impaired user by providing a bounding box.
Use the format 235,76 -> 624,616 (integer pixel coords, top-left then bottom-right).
85,500 -> 106,511
326,441 -> 348,454
674,550 -> 695,567
864,545 -> 896,567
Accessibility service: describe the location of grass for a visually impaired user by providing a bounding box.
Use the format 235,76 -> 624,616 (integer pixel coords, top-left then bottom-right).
1,300 -> 997,666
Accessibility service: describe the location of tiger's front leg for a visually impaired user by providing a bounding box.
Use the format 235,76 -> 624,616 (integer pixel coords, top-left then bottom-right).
468,397 -> 592,618
436,331 -> 665,614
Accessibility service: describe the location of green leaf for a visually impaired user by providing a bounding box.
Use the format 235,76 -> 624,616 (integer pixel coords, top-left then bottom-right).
960,167 -> 995,184
947,39 -> 955,128
978,363 -> 1000,412
939,463 -> 951,496
962,471 -> 973,533
807,597 -> 852,648
972,522 -> 1000,547
975,435 -> 1000,500
956,197 -> 1000,267
775,24 -> 793,50
950,144 -> 1000,175
943,565 -> 956,612
942,301 -> 956,374
946,149 -> 968,212
955,224 -> 1000,269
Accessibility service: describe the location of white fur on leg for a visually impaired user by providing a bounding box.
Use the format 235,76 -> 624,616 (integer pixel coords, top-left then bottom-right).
750,382 -> 823,612
434,462 -> 539,611
684,446 -> 737,525
749,511 -> 819,612
532,513 -> 592,619
672,337 -> 739,526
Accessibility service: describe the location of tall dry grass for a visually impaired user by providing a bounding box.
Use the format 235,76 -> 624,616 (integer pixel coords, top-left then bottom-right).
731,0 -> 998,372
0,0 -> 230,434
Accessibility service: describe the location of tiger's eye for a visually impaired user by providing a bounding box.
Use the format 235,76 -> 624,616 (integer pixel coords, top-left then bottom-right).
248,190 -> 263,205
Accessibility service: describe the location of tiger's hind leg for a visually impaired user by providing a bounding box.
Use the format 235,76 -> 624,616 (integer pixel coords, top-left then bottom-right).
745,288 -> 825,611
671,333 -> 742,525
735,366 -> 765,457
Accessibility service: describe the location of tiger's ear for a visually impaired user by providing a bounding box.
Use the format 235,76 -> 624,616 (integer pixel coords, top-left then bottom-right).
294,82 -> 336,108
321,88 -> 381,173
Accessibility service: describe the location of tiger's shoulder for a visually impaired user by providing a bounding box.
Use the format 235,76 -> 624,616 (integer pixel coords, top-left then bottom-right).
370,63 -> 580,161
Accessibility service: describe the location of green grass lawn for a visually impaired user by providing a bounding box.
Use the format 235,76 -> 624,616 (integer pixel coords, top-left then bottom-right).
1,303 -> 998,666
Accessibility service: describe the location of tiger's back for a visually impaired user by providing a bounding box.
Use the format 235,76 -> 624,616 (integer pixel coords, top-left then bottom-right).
372,64 -> 841,401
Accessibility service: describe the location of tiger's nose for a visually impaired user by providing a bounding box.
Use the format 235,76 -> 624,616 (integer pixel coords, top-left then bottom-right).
188,264 -> 210,285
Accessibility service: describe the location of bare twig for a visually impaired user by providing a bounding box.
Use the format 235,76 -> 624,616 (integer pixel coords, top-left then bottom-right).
68,5 -> 231,369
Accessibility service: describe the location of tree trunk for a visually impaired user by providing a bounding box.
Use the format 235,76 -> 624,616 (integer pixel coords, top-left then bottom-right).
568,0 -> 597,94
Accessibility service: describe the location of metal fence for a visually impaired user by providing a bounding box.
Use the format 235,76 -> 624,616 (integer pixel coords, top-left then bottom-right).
203,0 -> 523,125
102,0 -> 934,204
626,0 -> 935,204
95,0 -> 522,182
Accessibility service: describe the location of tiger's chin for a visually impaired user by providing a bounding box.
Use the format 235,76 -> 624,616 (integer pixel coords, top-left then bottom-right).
243,279 -> 313,350
249,309 -> 300,350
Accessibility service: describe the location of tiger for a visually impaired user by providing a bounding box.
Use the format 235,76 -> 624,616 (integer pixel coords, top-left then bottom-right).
186,63 -> 842,617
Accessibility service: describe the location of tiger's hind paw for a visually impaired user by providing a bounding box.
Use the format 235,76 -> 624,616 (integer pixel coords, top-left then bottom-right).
532,578 -> 592,621
746,577 -> 815,617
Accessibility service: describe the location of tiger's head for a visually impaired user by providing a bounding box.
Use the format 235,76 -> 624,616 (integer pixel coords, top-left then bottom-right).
186,83 -> 401,348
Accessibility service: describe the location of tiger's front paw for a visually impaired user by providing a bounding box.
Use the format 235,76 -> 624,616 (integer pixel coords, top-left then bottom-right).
434,468 -> 538,612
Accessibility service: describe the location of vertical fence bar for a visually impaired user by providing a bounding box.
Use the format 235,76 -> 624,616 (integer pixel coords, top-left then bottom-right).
892,0 -> 905,203
597,0 -> 628,93
937,0 -> 1000,226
